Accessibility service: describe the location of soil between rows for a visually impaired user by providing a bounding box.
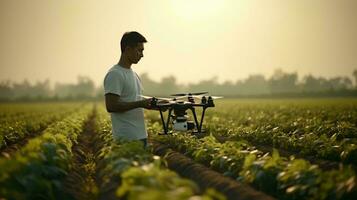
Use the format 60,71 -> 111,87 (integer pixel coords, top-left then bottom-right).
64,110 -> 100,200
152,140 -> 275,200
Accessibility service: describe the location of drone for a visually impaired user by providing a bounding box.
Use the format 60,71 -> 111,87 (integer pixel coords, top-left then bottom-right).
141,92 -> 223,135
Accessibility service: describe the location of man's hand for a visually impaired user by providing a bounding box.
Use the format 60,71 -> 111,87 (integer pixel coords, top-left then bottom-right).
140,97 -> 170,111
150,99 -> 169,111
140,98 -> 153,109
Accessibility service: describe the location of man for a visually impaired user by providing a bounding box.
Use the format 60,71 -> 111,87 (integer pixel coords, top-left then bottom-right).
104,31 -> 152,147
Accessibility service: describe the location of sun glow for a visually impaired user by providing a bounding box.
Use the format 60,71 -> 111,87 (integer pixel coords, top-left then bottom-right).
170,0 -> 225,21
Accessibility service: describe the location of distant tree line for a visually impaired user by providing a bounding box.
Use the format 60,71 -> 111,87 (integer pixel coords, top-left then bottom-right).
0,76 -> 101,101
142,69 -> 357,97
1,69 -> 357,101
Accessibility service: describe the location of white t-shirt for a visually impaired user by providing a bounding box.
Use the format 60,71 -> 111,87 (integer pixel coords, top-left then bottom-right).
103,64 -> 147,141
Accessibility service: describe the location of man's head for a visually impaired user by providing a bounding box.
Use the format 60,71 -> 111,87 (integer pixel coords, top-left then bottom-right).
120,31 -> 147,64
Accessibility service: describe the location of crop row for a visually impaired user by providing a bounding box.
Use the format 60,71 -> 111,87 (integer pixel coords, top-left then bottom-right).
151,128 -> 357,200
201,99 -> 357,164
0,102 -> 83,122
0,102 -> 84,150
0,105 -> 91,199
94,106 -> 225,200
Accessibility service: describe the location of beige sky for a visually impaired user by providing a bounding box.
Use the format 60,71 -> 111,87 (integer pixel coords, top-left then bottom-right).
0,0 -> 356,86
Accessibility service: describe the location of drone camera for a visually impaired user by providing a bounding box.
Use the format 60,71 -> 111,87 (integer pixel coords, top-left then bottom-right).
175,116 -> 188,122
173,120 -> 195,131
173,116 -> 195,131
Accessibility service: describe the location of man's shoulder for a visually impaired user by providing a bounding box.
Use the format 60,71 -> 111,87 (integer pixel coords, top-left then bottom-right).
108,65 -> 120,72
104,66 -> 125,85
106,66 -> 125,77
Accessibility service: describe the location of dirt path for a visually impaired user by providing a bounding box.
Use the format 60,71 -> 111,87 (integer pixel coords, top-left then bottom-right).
64,109 -> 100,200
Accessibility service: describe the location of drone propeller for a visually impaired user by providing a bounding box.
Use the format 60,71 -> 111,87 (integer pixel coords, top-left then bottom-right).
139,95 -> 173,101
170,92 -> 208,97
138,95 -> 180,106
140,95 -> 153,99
189,95 -> 223,99
205,96 -> 223,99
174,96 -> 191,100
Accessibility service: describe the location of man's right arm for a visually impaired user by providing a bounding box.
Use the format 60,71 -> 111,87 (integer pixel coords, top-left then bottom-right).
105,93 -> 152,113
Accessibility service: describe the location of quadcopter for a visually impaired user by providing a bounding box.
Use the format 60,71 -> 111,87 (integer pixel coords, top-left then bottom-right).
141,92 -> 223,135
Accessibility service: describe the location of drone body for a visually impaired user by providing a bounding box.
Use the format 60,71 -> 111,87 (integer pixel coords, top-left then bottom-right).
145,92 -> 222,135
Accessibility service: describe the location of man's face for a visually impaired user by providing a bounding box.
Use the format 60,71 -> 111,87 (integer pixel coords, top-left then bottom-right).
127,43 -> 144,64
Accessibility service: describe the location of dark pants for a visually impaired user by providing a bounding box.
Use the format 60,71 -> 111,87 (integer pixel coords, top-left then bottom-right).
140,138 -> 148,148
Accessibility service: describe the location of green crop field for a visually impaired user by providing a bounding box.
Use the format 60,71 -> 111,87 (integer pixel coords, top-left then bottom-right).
0,98 -> 356,200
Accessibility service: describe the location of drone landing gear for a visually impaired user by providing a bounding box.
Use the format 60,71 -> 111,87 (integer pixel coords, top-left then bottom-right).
158,107 -> 208,136
191,129 -> 208,138
158,131 -> 173,135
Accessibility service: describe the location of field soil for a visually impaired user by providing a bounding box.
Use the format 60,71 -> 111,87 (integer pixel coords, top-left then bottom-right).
64,110 -> 100,200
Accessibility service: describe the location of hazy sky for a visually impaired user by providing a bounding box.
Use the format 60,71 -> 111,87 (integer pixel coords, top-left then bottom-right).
1,0 -> 356,86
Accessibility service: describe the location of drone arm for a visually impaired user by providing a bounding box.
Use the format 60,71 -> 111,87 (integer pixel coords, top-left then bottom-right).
189,105 -> 209,133
158,109 -> 167,134
157,107 -> 172,135
165,108 -> 173,134
190,107 -> 201,133
198,107 -> 207,133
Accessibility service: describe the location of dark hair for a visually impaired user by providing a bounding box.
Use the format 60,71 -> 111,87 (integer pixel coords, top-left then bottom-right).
120,31 -> 147,53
